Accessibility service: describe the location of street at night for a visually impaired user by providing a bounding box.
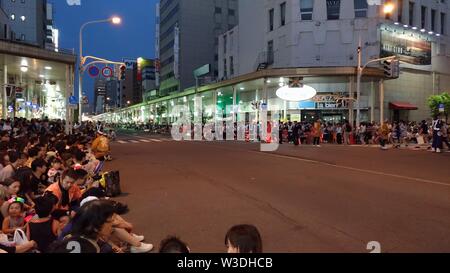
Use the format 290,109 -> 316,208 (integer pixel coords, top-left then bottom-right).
107,131 -> 450,253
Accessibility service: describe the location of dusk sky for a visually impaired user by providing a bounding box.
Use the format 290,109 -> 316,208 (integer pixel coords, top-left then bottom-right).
53,0 -> 158,103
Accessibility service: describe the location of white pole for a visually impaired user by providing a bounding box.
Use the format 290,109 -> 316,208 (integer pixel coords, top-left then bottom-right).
3,65 -> 7,119
380,79 -> 385,125
356,35 -> 362,126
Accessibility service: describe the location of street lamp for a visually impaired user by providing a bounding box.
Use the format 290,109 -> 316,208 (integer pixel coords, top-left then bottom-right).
355,1 -> 395,126
78,16 -> 122,122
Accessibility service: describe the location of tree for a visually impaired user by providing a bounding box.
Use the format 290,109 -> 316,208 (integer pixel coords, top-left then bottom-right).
428,92 -> 450,122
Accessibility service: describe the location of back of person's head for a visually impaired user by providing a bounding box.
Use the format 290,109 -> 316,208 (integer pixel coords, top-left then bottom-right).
31,158 -> 47,172
73,149 -> 86,162
74,169 -> 88,180
225,225 -> 263,253
159,236 -> 190,253
34,196 -> 54,218
70,199 -> 115,240
43,192 -> 58,207
7,151 -> 20,164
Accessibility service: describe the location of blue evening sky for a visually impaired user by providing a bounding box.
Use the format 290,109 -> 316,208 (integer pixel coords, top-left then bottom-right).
52,0 -> 158,104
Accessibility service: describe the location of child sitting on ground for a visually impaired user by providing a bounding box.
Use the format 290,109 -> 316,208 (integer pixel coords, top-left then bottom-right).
47,158 -> 64,184
2,198 -> 26,238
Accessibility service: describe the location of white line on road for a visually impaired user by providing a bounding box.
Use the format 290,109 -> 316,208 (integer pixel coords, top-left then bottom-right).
139,139 -> 151,143
117,140 -> 127,144
129,140 -> 140,143
149,139 -> 163,142
190,141 -> 450,188
258,152 -> 450,188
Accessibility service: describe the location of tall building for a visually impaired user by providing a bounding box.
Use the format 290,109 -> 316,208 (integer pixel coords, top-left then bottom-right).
0,0 -> 57,49
94,79 -> 107,114
218,0 -> 450,122
157,0 -> 238,96
105,77 -> 121,111
121,59 -> 141,107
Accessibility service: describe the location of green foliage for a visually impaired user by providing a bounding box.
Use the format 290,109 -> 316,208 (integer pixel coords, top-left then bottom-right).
428,92 -> 450,121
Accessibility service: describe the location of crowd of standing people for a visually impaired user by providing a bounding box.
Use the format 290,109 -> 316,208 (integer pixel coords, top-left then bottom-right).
278,117 -> 449,152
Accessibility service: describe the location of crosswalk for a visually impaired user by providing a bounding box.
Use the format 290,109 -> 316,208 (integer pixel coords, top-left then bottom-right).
114,137 -> 173,145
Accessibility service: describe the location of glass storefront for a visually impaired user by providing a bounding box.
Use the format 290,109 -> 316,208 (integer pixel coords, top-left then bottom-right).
98,73 -> 379,126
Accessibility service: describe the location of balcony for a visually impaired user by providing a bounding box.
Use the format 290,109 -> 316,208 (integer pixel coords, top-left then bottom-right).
254,51 -> 274,71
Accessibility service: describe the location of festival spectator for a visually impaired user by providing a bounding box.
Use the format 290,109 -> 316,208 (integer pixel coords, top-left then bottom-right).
159,236 -> 190,253
26,195 -> 59,253
225,224 -> 263,253
2,197 -> 26,236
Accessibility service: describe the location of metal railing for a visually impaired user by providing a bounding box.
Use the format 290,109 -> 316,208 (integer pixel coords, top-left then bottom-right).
254,51 -> 274,71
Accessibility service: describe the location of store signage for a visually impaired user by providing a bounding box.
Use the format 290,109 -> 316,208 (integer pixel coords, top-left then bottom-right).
380,25 -> 432,65
123,59 -> 137,70
439,104 -> 445,113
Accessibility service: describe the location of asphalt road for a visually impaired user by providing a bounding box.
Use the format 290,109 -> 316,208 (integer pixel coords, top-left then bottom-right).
104,131 -> 450,253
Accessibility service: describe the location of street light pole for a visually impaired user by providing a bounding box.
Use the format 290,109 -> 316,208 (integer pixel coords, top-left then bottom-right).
356,36 -> 362,127
78,17 -> 121,123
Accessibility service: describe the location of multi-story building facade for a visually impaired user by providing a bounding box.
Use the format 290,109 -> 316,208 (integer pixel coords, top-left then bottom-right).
158,0 -> 238,96
1,0 -> 57,49
94,78 -> 107,114
218,0 -> 450,123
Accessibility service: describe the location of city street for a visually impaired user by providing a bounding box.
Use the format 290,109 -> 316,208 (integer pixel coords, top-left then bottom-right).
105,131 -> 450,253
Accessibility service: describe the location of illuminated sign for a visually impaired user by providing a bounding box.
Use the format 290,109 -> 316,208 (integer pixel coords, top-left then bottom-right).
380,25 -> 432,65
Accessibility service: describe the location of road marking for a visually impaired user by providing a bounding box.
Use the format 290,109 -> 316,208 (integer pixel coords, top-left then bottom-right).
139,139 -> 151,143
258,152 -> 450,188
117,140 -> 127,144
149,139 -> 163,142
190,141 -> 450,188
129,140 -> 140,143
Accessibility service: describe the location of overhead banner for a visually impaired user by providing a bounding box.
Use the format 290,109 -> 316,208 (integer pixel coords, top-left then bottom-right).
380,26 -> 432,65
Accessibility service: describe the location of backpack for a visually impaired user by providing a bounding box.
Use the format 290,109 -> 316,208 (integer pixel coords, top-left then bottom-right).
99,171 -> 121,197
97,137 -> 109,153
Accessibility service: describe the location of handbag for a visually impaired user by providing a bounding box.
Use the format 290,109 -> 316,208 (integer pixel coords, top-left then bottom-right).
104,171 -> 122,197
13,229 -> 29,246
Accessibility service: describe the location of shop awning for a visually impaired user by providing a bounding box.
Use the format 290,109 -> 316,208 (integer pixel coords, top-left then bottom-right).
389,102 -> 418,110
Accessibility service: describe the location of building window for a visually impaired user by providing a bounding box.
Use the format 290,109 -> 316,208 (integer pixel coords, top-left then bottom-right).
215,7 -> 222,14
431,9 -> 436,32
269,8 -> 274,31
421,6 -> 427,29
20,15 -> 26,21
354,0 -> 367,18
21,34 -> 25,40
326,0 -> 340,20
280,2 -> 286,26
223,34 -> 227,54
223,58 -> 227,78
409,1 -> 415,26
267,40 -> 274,64
228,9 -> 235,16
397,0 -> 403,23
441,13 -> 446,35
300,0 -> 313,20
229,56 -> 234,76
10,14 -> 15,20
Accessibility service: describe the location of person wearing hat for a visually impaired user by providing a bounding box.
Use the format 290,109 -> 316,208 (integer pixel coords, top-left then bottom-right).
91,131 -> 110,161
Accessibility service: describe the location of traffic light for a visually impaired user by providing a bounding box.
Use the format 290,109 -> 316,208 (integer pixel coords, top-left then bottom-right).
120,65 -> 126,80
383,59 -> 400,79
